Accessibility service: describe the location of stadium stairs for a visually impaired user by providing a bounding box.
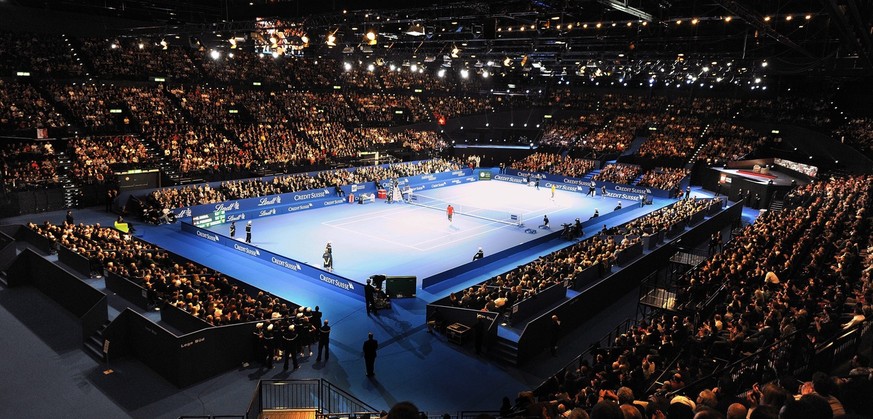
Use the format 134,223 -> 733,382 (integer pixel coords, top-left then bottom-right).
580,169 -> 599,183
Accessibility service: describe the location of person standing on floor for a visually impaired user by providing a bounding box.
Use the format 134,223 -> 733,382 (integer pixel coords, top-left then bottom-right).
230,221 -> 236,239
363,332 -> 378,377
365,279 -> 377,315
323,242 -> 333,272
282,325 -> 299,371
245,221 -> 252,243
549,315 -> 562,356
316,319 -> 331,362
446,204 -> 454,223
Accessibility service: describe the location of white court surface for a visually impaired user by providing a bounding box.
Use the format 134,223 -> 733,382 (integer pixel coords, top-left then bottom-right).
205,181 -> 625,282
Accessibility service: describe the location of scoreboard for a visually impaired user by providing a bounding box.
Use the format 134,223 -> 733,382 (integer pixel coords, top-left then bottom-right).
192,210 -> 226,228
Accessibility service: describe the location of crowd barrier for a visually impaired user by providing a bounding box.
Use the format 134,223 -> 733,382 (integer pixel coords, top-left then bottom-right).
101,308 -> 261,387
105,270 -> 149,309
160,302 -> 213,334
6,248 -> 108,343
57,245 -> 93,277
512,201 -> 742,363
510,282 -> 567,324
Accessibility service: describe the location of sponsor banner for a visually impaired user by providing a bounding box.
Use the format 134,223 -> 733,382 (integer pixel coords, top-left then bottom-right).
494,175 -> 650,201
181,222 -> 365,299
501,169 -> 676,199
185,168 -> 475,220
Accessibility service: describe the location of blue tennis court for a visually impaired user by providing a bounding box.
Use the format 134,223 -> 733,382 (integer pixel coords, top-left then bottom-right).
202,181 -> 627,283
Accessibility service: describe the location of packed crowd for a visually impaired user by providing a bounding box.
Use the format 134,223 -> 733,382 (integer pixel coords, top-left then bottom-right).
0,80 -> 67,130
621,197 -> 717,237
519,177 -> 871,418
143,124 -> 253,174
637,116 -> 703,160
0,31 -> 84,77
68,136 -> 156,183
0,141 -> 61,191
538,114 -> 605,147
48,83 -> 121,131
348,92 -> 430,123
27,221 -> 315,327
144,158 -> 468,210
635,167 -> 690,191
509,153 -> 596,178
696,123 -> 768,166
593,163 -> 642,185
450,234 -> 643,312
79,38 -> 199,81
834,117 -> 873,156
427,96 -> 494,118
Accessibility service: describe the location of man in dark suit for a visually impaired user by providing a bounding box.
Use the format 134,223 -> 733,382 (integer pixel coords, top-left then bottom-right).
282,325 -> 299,371
316,319 -> 331,362
363,332 -> 378,377
245,221 -> 252,243
365,279 -> 377,315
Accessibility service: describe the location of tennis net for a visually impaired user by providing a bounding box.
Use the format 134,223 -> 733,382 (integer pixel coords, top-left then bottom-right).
406,191 -> 524,226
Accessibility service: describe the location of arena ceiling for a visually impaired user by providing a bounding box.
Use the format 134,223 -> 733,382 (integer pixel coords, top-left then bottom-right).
8,1 -> 873,78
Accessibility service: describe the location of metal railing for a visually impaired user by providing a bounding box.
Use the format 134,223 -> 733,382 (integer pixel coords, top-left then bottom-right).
246,379 -> 381,419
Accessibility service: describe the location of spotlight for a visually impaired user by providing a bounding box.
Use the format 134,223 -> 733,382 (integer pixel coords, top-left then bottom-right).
437,68 -> 446,78
301,35 -> 309,44
691,18 -> 699,25
210,49 -> 221,60
327,33 -> 337,46
482,70 -> 489,79
343,62 -> 352,71
138,43 -> 144,49
410,64 -> 418,72
367,63 -> 375,72
764,16 -> 771,22
460,68 -> 469,79
725,16 -> 732,22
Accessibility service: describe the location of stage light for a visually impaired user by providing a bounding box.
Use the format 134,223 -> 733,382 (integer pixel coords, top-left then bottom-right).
366,31 -> 377,45
138,43 -> 144,49
460,69 -> 469,79
228,52 -> 234,58
805,14 -> 812,20
785,15 -> 792,21
754,77 -> 761,83
451,46 -> 460,58
389,64 -> 396,71
301,35 -> 309,44
343,62 -> 352,71
367,63 -> 375,72
595,23 -> 601,28
764,16 -> 771,22
410,64 -> 418,72
702,66 -> 710,72
725,16 -> 732,22
210,49 -> 221,60
482,70 -> 489,79
327,33 -> 337,46
691,18 -> 699,25
110,43 -> 118,49
160,39 -> 168,50
761,61 -> 768,68
437,68 -> 446,78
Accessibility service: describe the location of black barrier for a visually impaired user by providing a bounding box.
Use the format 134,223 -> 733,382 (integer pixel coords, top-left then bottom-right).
105,309 -> 182,385
0,231 -> 17,272
510,282 -> 567,324
572,264 -> 602,291
614,242 -> 644,266
175,321 -> 260,387
102,309 -> 262,387
514,202 -> 743,364
422,203 -> 642,289
424,305 -> 499,335
57,245 -> 93,277
16,225 -> 53,254
105,271 -> 150,309
160,302 -> 213,334
5,249 -> 108,344
422,228 -> 563,289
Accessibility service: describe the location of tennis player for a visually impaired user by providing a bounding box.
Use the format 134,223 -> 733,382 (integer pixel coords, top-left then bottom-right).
447,204 -> 454,222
